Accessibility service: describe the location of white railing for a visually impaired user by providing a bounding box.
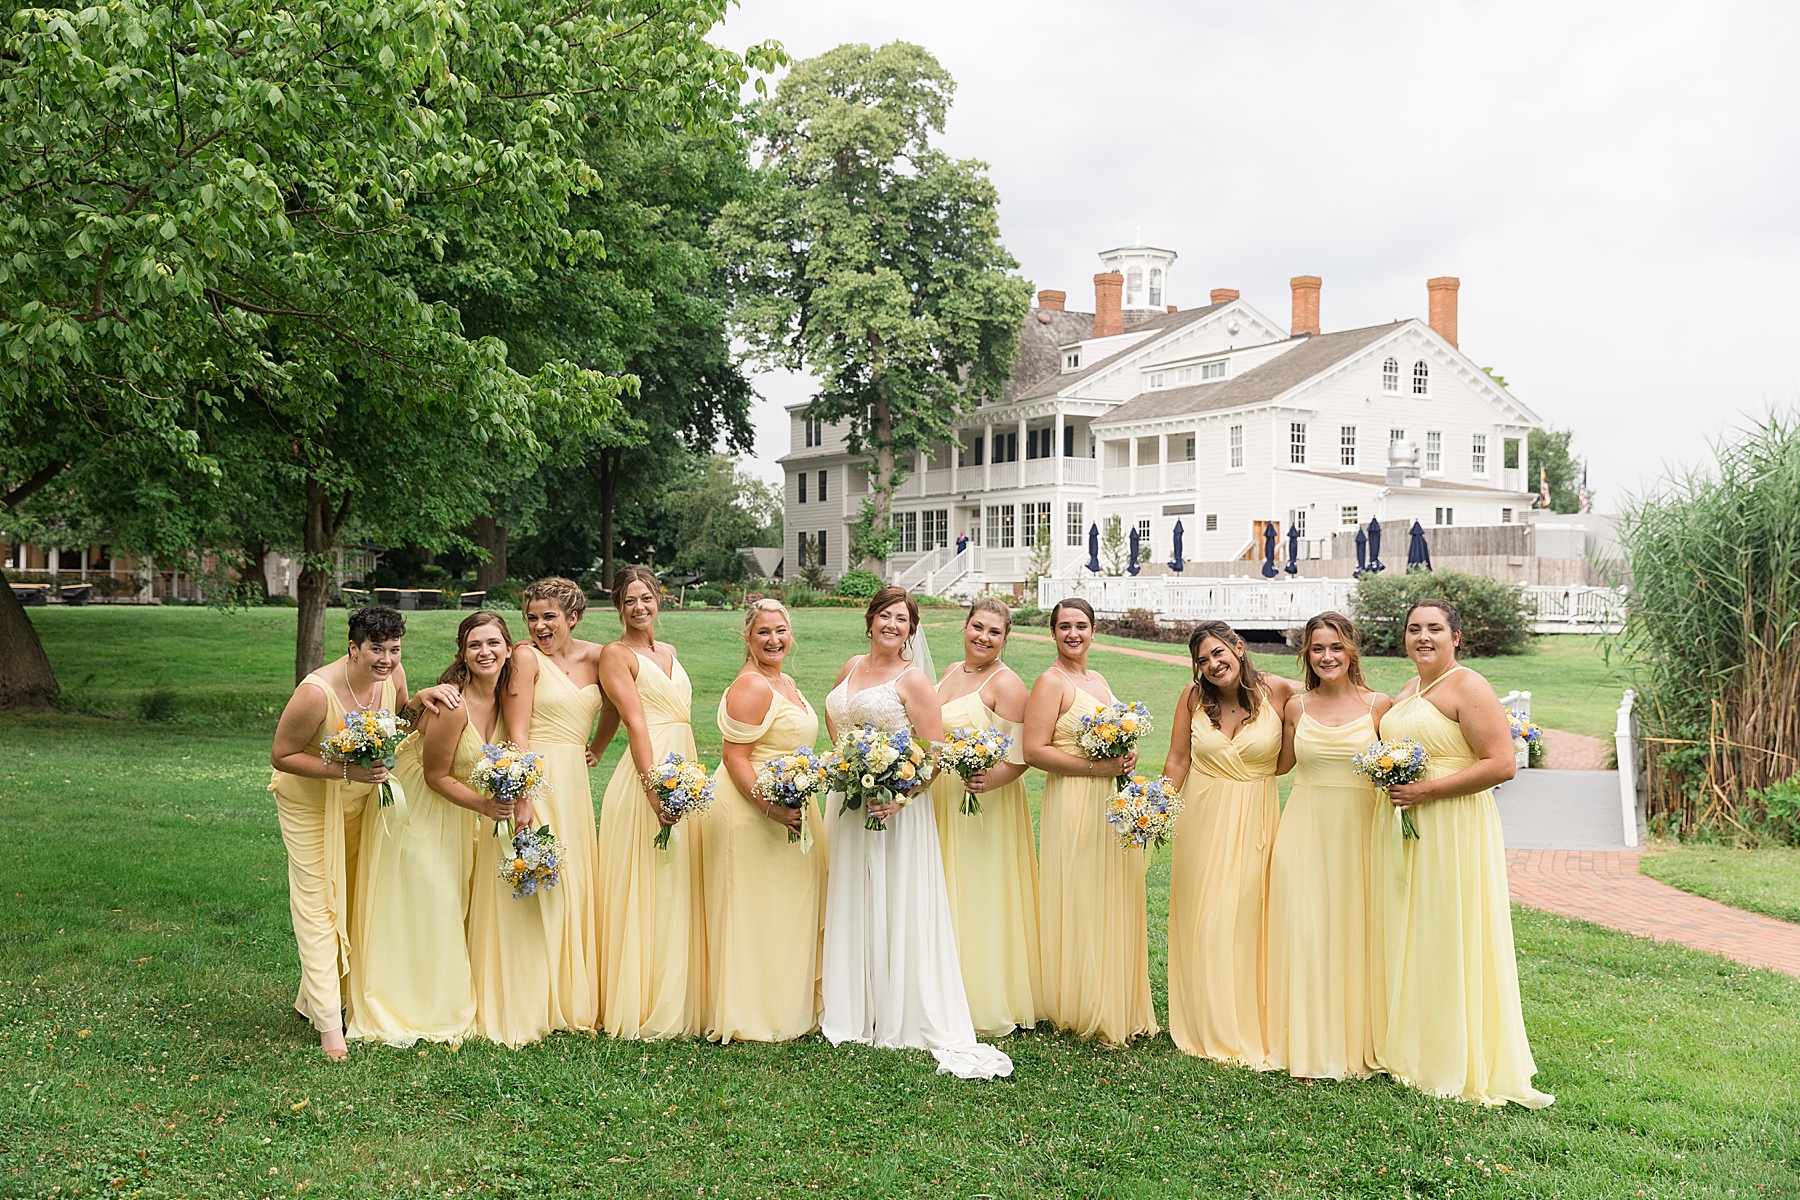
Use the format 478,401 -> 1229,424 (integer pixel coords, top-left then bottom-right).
1064,458 -> 1098,486
1132,466 -> 1161,492
923,469 -> 952,495
1616,689 -> 1641,847
894,545 -> 953,591
894,474 -> 923,499
1024,458 -> 1057,486
1102,467 -> 1131,494
1166,461 -> 1196,491
1530,585 -> 1627,633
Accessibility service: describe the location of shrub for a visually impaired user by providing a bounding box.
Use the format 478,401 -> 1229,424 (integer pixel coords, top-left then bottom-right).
833,568 -> 884,600
1012,606 -> 1050,628
1349,568 -> 1532,658
1748,774 -> 1800,848
783,583 -> 817,607
484,579 -> 526,609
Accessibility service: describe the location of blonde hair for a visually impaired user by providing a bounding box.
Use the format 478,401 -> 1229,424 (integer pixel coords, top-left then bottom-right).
965,596 -> 1013,636
741,597 -> 794,663
521,576 -> 587,619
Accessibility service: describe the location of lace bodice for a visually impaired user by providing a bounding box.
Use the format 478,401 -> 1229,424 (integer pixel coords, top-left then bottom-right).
826,669 -> 914,734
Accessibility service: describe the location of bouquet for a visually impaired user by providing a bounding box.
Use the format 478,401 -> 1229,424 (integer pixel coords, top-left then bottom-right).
939,725 -> 1014,816
469,741 -> 552,839
754,746 -> 830,846
824,723 -> 931,830
1076,700 -> 1153,785
321,708 -> 410,810
644,753 -> 715,850
1507,710 -> 1544,766
499,824 -> 566,899
1107,774 -> 1185,851
1353,737 -> 1431,840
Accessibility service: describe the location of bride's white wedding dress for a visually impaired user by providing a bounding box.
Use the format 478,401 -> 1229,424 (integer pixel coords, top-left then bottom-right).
821,669 -> 1014,1081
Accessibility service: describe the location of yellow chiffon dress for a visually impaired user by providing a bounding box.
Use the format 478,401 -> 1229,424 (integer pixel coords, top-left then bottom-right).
346,718 -> 479,1046
268,673 -> 392,1034
1038,686 -> 1157,1046
702,685 -> 829,1043
1381,667 -> 1553,1107
929,690 -> 1042,1036
1168,700 -> 1281,1067
596,652 -> 707,1040
1265,701 -> 1386,1079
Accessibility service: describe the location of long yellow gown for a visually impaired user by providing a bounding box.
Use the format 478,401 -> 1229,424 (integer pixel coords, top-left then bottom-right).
1265,704 -> 1386,1079
1168,700 -> 1281,1066
523,649 -> 604,1033
346,719 -> 479,1046
702,685 -> 828,1043
268,673 -> 392,1033
596,652 -> 707,1040
1381,667 -> 1554,1107
930,692 -> 1042,1036
1038,686 -> 1157,1046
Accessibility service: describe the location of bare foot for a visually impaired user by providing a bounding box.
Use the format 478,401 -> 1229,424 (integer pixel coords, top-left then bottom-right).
320,1029 -> 348,1062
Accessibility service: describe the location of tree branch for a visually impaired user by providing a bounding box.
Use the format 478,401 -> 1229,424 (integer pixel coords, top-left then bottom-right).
3,461 -> 66,510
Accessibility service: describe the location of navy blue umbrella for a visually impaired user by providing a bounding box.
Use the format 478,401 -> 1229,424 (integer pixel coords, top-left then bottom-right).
1407,520 -> 1432,572
1167,520 -> 1185,573
1367,517 -> 1386,573
1086,523 -> 1101,573
1285,523 -> 1300,574
1261,521 -> 1279,578
1355,526 -> 1368,576
1127,525 -> 1142,576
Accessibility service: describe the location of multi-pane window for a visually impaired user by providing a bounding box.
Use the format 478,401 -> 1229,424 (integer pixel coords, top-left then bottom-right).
1289,422 -> 1308,465
817,470 -> 828,501
923,509 -> 948,551
1184,436 -> 1196,461
797,472 -> 807,504
1434,507 -> 1455,526
986,504 -> 1017,549
1201,360 -> 1226,380
797,530 -> 809,565
1340,425 -> 1357,468
1022,502 -> 1051,547
1149,372 -> 1165,389
1063,351 -> 1081,370
1149,269 -> 1164,308
1229,424 -> 1244,469
1390,427 -> 1406,446
897,512 -> 918,554
1412,360 -> 1430,395
1126,267 -> 1144,307
1205,513 -> 1219,532
816,530 -> 828,566
1471,433 -> 1488,475
803,416 -> 822,447
1136,519 -> 1152,551
1341,505 -> 1360,526
1289,509 -> 1308,538
1066,502 -> 1085,547
1176,367 -> 1193,384
1382,357 -> 1400,393
1425,431 -> 1442,473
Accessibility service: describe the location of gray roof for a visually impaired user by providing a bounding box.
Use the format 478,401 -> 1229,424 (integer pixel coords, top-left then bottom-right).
1091,323 -> 1403,428
1004,306 -> 1097,403
1013,302 -> 1230,402
1288,469 -> 1533,496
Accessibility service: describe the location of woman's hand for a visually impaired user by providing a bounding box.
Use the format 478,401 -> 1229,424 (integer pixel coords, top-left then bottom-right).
868,799 -> 902,822
415,683 -> 462,714
761,794 -> 804,833
515,798 -> 536,829
584,745 -> 601,767
965,768 -> 993,794
484,797 -> 517,824
1387,781 -> 1430,808
1120,747 -> 1139,775
346,762 -> 390,785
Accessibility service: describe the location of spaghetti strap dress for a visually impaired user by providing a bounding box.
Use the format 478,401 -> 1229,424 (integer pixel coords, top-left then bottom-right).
1381,667 -> 1554,1108
1038,686 -> 1157,1047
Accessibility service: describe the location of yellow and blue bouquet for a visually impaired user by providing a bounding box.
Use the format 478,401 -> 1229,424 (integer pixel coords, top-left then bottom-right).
939,725 -> 1014,816
499,825 -> 566,899
1107,774 -> 1185,851
825,723 -> 931,830
1352,737 -> 1430,839
321,707 -> 410,810
1076,700 -> 1153,785
644,753 -> 715,850
754,745 -> 829,847
469,741 -> 551,839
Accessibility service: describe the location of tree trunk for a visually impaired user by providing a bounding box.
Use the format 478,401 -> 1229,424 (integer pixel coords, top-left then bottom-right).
243,540 -> 272,601
472,515 -> 508,589
0,579 -> 59,709
869,394 -> 896,575
295,478 -> 349,684
599,449 -> 619,590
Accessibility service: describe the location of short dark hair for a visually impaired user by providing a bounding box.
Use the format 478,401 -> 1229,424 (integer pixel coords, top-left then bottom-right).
348,604 -> 405,646
1049,597 -> 1095,627
1404,598 -> 1463,635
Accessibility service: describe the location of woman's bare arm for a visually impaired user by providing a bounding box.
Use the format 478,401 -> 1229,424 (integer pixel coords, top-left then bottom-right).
501,644 -> 539,751
1163,684 -> 1196,790
598,643 -> 673,825
1388,671 -> 1517,807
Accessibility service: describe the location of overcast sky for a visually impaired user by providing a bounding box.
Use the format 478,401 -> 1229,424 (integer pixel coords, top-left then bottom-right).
714,0 -> 1800,512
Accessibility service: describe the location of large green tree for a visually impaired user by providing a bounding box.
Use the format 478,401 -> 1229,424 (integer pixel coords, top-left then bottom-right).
1529,426 -> 1590,513
715,41 -> 1031,571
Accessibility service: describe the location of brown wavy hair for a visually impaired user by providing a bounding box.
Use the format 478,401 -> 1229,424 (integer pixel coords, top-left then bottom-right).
611,565 -> 661,613
1186,620 -> 1264,727
522,576 -> 587,619
863,586 -> 920,637
1297,611 -> 1368,690
438,611 -> 516,696
1048,596 -> 1096,628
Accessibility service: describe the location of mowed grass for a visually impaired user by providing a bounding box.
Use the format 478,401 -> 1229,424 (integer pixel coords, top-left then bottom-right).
2,607 -> 1795,1198
1641,843 -> 1800,926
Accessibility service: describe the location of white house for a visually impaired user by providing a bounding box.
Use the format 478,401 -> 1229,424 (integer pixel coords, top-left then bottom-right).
778,246 -> 1540,594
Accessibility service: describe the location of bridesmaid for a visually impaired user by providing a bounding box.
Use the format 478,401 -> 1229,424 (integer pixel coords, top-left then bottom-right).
928,598 -> 1043,1036
595,565 -> 707,1040
350,611 -> 522,1047
1382,599 -> 1553,1107
502,576 -> 605,1034
1264,612 -> 1393,1080
268,604 -> 447,1060
1162,619 -> 1294,1067
1024,597 -> 1156,1048
702,598 -> 829,1043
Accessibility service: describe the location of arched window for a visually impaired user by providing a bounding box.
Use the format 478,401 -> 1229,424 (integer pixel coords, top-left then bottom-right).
1412,360 -> 1430,395
1382,357 -> 1400,393
1126,267 -> 1144,307
1148,269 -> 1164,308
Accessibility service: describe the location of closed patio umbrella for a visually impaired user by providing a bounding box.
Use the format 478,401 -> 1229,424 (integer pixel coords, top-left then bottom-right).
1167,520 -> 1185,573
1261,521 -> 1279,578
1407,520 -> 1433,572
1086,523 -> 1101,573
1355,526 -> 1368,576
1367,517 -> 1386,573
1285,523 -> 1300,574
1127,525 -> 1141,576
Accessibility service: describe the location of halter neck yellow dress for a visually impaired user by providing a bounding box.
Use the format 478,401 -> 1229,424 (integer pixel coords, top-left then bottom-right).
702,683 -> 828,1043
929,685 -> 1042,1036
1169,699 -> 1282,1067
347,715 -> 480,1047
268,672 -> 393,1034
1265,700 -> 1385,1079
1381,666 -> 1553,1108
1038,685 -> 1157,1047
596,650 -> 707,1040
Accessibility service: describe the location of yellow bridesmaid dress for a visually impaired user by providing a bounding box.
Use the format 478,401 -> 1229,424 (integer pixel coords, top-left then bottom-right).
346,721 -> 479,1046
1038,686 -> 1157,1046
267,673 -> 392,1034
596,652 -> 707,1039
524,649 -> 604,1033
1265,700 -> 1385,1079
702,685 -> 828,1043
930,691 -> 1043,1036
1381,667 -> 1554,1107
1168,700 -> 1281,1067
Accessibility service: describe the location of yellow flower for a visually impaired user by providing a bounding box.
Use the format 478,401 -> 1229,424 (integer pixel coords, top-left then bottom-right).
898,762 -> 916,780
1121,718 -> 1138,733
1377,755 -> 1394,770
512,858 -> 527,872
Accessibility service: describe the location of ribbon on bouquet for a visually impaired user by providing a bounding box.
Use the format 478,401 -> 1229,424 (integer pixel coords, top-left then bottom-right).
378,777 -> 410,837
796,799 -> 815,855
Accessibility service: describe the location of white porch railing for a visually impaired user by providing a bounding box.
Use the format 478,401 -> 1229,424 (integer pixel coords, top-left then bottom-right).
1166,461 -> 1196,491
1616,689 -> 1641,847
1064,458 -> 1098,486
894,545 -> 954,591
1528,585 -> 1627,633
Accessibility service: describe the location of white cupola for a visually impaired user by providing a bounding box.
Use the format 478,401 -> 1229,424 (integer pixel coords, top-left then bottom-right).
1098,243 -> 1179,311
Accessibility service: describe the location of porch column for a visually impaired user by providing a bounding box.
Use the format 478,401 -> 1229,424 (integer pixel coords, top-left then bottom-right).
1158,433 -> 1168,494
1054,411 -> 1066,486
1128,435 -> 1139,495
950,429 -> 960,492
983,422 -> 993,492
1016,415 -> 1028,489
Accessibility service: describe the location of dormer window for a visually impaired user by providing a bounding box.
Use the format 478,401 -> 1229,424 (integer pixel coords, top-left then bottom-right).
1149,372 -> 1165,389
1126,267 -> 1144,307
1149,269 -> 1164,308
1200,361 -> 1226,381
1412,360 -> 1430,395
1063,350 -> 1081,371
1382,357 -> 1400,393
1176,367 -> 1193,384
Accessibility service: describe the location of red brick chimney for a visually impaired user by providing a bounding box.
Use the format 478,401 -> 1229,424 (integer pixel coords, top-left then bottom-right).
1037,289 -> 1066,311
1092,272 -> 1123,338
1427,276 -> 1460,347
1210,288 -> 1240,305
1290,275 -> 1321,337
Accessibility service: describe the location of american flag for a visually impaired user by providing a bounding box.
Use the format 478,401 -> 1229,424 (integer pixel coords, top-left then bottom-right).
1538,464 -> 1551,509
1578,462 -> 1590,514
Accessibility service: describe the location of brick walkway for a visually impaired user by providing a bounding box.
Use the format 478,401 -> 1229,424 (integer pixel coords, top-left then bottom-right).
1539,727 -> 1613,770
1506,850 -> 1800,977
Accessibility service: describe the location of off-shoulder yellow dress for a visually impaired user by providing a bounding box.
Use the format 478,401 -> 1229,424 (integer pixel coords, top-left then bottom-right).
346,718 -> 479,1047
1038,686 -> 1157,1046
521,649 -> 604,1033
930,690 -> 1042,1036
1381,667 -> 1552,1107
1265,701 -> 1385,1079
1168,700 -> 1282,1067
268,673 -> 392,1034
702,684 -> 828,1043
596,652 -> 707,1040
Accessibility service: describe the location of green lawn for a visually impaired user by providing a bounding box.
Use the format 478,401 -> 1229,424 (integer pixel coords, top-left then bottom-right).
1641,843 -> 1800,926
3,607 -> 1795,1198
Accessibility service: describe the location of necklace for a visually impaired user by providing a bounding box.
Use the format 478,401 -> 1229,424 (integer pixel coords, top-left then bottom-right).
961,659 -> 996,676
344,660 -> 377,710
1053,659 -> 1091,682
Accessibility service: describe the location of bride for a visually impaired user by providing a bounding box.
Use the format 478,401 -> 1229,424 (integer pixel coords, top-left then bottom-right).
820,586 -> 1013,1080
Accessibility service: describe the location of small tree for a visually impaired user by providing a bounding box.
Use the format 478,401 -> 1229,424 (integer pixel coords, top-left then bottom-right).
1349,568 -> 1533,658
1529,426 -> 1589,513
1101,516 -> 1127,577
1025,515 -> 1053,595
